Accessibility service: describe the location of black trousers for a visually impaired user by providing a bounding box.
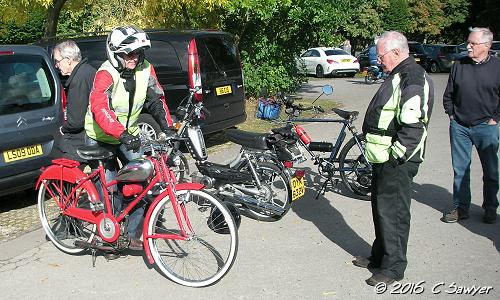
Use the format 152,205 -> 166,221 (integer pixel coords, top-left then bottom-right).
370,161 -> 419,280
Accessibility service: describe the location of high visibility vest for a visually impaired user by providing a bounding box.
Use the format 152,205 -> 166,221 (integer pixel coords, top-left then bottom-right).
85,60 -> 151,144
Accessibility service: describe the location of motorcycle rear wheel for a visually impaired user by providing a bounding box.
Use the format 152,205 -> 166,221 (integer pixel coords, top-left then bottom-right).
365,72 -> 377,84
238,162 -> 292,222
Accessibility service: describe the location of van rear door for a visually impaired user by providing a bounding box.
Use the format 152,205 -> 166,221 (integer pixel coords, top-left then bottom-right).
196,33 -> 246,132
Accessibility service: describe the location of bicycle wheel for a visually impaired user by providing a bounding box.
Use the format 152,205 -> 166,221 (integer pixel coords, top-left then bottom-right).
239,162 -> 292,222
147,189 -> 238,287
38,179 -> 96,254
338,135 -> 372,200
168,150 -> 190,182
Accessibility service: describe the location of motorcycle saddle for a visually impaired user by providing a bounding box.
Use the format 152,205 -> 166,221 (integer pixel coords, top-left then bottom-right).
225,129 -> 270,150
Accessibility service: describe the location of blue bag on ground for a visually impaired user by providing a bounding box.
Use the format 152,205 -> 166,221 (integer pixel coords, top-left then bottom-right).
256,97 -> 280,120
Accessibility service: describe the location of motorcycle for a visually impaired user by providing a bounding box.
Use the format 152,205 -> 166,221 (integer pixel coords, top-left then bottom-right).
172,87 -> 303,222
363,66 -> 388,84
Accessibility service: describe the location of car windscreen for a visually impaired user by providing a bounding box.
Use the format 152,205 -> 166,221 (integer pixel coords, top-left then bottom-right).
198,35 -> 240,73
325,49 -> 348,56
0,54 -> 55,116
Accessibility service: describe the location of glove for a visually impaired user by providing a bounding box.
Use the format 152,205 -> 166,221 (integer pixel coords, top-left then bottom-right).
119,132 -> 141,152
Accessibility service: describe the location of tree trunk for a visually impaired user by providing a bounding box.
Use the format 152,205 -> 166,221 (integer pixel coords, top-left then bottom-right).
181,4 -> 191,29
44,0 -> 68,38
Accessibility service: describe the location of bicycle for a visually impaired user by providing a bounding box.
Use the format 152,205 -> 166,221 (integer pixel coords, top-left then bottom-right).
269,86 -> 372,200
36,134 -> 238,287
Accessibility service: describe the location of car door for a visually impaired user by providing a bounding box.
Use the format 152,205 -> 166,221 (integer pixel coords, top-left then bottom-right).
299,50 -> 314,74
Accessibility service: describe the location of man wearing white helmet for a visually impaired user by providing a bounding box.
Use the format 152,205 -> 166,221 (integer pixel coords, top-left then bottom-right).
85,25 -> 174,252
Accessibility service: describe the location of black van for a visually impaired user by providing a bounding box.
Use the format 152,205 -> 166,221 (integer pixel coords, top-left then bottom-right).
37,29 -> 246,136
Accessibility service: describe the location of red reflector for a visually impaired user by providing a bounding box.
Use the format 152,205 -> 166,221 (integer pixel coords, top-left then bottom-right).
283,161 -> 293,169
0,51 -> 14,55
294,169 -> 305,178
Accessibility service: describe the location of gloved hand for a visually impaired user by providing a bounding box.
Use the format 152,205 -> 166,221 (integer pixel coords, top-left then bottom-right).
119,132 -> 141,152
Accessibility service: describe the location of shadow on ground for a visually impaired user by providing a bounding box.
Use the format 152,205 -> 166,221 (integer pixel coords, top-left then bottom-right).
412,182 -> 499,252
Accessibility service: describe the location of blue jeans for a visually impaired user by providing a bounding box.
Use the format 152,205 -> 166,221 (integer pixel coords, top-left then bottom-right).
450,119 -> 499,212
85,135 -> 145,238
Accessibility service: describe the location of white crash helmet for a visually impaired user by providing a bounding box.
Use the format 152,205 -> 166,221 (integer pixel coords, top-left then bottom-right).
106,26 -> 151,71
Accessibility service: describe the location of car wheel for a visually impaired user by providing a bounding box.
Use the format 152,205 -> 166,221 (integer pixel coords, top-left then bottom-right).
138,113 -> 161,140
430,62 -> 440,73
315,65 -> 324,78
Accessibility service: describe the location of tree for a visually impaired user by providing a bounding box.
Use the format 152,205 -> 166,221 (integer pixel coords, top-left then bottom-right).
382,0 -> 411,33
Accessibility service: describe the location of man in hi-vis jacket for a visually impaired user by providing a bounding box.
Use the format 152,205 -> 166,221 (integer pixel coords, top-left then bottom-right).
352,31 -> 434,286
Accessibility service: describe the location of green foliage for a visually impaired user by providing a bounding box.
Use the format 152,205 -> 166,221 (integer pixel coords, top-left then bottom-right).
382,0 -> 410,32
0,9 -> 46,44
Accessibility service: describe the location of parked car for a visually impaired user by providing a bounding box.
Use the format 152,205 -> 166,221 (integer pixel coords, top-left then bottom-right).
408,41 -> 426,66
0,45 -> 63,196
297,47 -> 360,77
490,41 -> 500,57
37,30 -> 246,138
422,44 -> 456,72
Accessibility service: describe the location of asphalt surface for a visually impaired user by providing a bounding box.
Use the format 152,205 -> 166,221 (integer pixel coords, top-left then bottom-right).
0,74 -> 498,299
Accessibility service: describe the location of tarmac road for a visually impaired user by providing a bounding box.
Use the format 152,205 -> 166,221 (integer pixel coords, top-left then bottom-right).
0,74 -> 498,299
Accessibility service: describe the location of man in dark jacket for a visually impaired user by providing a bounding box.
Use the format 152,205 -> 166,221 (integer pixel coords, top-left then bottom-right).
442,27 -> 500,224
352,31 -> 434,286
53,40 -> 96,164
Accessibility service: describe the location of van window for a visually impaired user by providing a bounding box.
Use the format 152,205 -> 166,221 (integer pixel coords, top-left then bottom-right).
0,54 -> 55,115
78,41 -> 107,69
198,36 -> 239,73
147,40 -> 182,71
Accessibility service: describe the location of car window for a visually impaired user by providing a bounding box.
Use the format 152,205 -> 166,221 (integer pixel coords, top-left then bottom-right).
301,50 -> 313,57
311,50 -> 320,57
442,46 -> 456,54
324,49 -> 348,56
0,54 -> 55,115
77,41 -> 107,69
148,40 -> 182,71
457,43 -> 467,52
408,43 -> 424,54
198,35 -> 240,72
491,42 -> 500,50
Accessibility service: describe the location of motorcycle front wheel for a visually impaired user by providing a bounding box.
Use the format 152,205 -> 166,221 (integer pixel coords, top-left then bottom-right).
238,162 -> 292,222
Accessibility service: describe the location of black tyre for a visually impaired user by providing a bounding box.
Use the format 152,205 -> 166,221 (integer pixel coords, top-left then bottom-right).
365,71 -> 377,84
429,61 -> 440,73
38,179 -> 96,254
138,113 -> 161,141
338,135 -> 372,200
316,65 -> 324,78
238,162 -> 292,222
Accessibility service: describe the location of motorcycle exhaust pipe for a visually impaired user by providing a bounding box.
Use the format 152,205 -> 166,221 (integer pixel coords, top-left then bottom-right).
221,192 -> 285,216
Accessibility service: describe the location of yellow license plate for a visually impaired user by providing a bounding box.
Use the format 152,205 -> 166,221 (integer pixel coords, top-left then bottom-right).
3,144 -> 43,163
341,59 -> 351,63
291,177 -> 305,201
216,85 -> 232,96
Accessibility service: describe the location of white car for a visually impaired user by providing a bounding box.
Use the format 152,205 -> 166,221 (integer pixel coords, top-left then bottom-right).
297,47 -> 360,77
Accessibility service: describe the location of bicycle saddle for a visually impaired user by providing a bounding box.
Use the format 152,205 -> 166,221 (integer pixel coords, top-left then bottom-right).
77,145 -> 114,161
225,129 -> 270,150
332,108 -> 359,120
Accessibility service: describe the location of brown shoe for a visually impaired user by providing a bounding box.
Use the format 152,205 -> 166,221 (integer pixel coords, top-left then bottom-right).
128,238 -> 143,250
352,256 -> 379,269
441,208 -> 469,223
366,273 -> 396,286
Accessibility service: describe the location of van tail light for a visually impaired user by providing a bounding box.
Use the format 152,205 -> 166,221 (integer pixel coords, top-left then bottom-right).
0,51 -> 14,56
61,84 -> 67,120
188,38 -> 203,102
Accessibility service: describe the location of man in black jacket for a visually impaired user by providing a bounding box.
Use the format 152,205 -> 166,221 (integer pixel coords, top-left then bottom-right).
353,31 -> 434,286
53,40 -> 96,165
442,27 -> 500,224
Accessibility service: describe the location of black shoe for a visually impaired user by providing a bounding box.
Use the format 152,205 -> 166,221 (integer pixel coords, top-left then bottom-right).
483,210 -> 497,224
366,273 -> 396,286
441,208 -> 469,223
128,238 -> 143,251
352,256 -> 380,269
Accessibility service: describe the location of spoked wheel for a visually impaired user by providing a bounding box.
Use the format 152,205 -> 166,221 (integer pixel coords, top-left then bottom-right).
338,135 -> 372,200
365,71 -> 377,84
147,190 -> 238,287
167,150 -> 190,182
38,179 -> 96,254
239,162 -> 292,222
